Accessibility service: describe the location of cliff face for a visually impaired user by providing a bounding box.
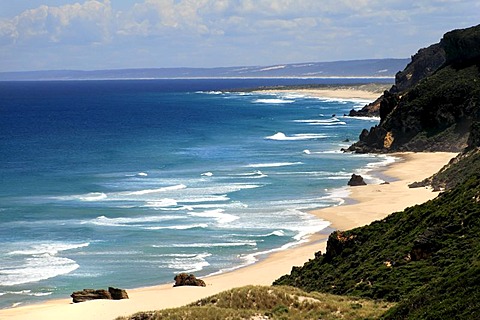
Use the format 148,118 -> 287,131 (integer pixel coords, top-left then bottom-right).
393,43 -> 446,93
347,24 -> 480,153
442,25 -> 480,66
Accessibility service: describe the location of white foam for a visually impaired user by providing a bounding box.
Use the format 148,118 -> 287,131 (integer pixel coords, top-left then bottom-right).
270,230 -> 286,237
175,184 -> 260,204
294,119 -> 347,126
145,223 -> 209,230
352,154 -> 398,184
0,289 -> 52,297
85,215 -> 185,227
143,198 -> 178,208
365,154 -> 398,168
77,192 -> 107,201
186,202 -> 248,210
314,97 -> 374,105
245,162 -> 303,168
122,184 -> 186,196
201,172 -> 214,177
8,242 -> 90,256
0,255 -> 79,286
137,172 -> 148,177
179,195 -> 230,203
232,171 -> 268,179
206,217 -> 329,277
204,91 -> 223,95
31,292 -> 53,297
188,209 -> 239,224
265,132 -> 328,141
232,230 -> 286,238
166,253 -> 211,273
57,184 -> 188,203
281,93 -> 307,99
1,242 -> 88,286
320,187 -> 351,206
153,241 -> 257,248
342,115 -> 380,122
253,98 -> 295,104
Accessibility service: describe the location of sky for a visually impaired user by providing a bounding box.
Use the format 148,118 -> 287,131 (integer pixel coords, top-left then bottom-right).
0,0 -> 479,72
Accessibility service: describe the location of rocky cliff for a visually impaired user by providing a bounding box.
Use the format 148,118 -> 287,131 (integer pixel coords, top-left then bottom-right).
347,24 -> 480,153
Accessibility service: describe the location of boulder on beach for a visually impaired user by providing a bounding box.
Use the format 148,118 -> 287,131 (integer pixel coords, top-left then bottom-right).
173,273 -> 206,287
347,174 -> 367,186
108,287 -> 129,300
71,289 -> 112,303
71,287 -> 129,303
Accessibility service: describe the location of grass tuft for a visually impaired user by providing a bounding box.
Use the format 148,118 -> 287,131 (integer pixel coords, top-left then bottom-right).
116,285 -> 393,320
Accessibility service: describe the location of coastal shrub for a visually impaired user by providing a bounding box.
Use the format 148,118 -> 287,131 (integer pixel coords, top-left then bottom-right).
116,285 -> 394,320
275,174 -> 480,318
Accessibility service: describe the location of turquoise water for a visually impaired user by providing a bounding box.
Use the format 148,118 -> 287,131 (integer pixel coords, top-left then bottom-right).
0,79 -> 393,308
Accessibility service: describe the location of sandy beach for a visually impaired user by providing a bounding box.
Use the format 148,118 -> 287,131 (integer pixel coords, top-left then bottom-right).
0,150 -> 457,320
255,84 -> 390,100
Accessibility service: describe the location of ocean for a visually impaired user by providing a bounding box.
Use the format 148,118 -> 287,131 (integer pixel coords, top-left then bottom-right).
0,78 -> 394,309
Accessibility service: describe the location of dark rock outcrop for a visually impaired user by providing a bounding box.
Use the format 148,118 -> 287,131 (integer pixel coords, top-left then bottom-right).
71,287 -> 129,303
109,287 -> 129,300
173,273 -> 206,287
324,231 -> 358,262
441,25 -> 480,66
347,174 -> 367,186
347,24 -> 480,154
393,43 -> 446,93
348,95 -> 382,117
71,289 -> 112,303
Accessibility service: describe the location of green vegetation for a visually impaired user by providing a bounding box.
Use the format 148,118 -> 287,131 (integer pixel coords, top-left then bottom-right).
411,148 -> 480,190
116,285 -> 394,320
275,173 -> 480,318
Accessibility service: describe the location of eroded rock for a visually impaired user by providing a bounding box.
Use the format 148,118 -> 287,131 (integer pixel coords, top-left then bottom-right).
348,174 -> 367,186
173,273 -> 206,287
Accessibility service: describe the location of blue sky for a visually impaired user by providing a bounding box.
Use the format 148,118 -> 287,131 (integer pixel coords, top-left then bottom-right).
1,0 -> 479,71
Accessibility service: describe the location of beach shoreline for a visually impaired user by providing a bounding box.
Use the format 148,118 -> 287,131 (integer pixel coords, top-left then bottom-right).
0,85 -> 456,320
254,84 -> 389,100
0,151 -> 457,320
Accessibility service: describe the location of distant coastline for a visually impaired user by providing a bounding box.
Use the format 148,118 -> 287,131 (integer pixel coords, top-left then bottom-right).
0,76 -> 396,82
0,58 -> 408,81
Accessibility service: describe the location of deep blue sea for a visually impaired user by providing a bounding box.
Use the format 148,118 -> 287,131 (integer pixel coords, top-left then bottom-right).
0,78 -> 394,309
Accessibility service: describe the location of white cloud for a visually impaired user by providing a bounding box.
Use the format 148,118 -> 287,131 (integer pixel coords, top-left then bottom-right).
118,0 -> 213,36
1,0 -> 479,71
0,0 -> 113,44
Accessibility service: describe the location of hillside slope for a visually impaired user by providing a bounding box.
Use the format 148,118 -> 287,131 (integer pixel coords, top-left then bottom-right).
274,173 -> 480,318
